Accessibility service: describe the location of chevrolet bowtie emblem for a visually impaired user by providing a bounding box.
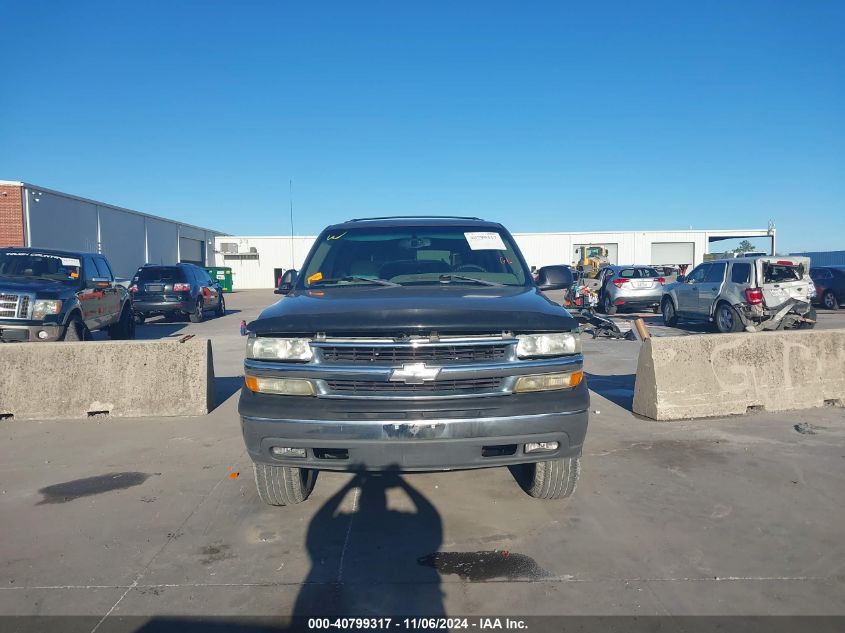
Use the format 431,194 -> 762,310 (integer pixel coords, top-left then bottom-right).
389,363 -> 442,385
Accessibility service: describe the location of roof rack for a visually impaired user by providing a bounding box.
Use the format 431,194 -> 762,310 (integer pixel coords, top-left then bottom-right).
346,215 -> 485,222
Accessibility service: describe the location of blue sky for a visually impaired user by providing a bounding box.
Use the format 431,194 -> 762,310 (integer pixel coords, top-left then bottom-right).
1,1 -> 842,253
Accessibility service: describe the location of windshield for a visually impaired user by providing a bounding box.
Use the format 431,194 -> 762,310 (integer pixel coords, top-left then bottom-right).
300,226 -> 530,287
0,251 -> 82,283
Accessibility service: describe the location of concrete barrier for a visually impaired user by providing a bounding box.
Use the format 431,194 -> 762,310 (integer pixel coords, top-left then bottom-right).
0,338 -> 215,420
633,329 -> 845,420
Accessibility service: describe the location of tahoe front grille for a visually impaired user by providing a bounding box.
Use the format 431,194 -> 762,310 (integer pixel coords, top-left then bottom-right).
325,377 -> 503,395
0,293 -> 30,319
319,343 -> 511,364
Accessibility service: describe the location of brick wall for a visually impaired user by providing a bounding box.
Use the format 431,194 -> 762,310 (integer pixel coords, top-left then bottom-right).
0,184 -> 25,247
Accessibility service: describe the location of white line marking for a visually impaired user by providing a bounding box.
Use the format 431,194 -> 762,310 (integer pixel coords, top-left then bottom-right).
5,574 -> 840,593
90,578 -> 137,633
336,486 -> 361,583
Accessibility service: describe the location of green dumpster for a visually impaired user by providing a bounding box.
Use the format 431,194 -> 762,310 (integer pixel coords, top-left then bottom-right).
205,266 -> 234,292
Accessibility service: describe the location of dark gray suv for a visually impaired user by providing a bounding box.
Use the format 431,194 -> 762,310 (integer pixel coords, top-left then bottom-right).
239,216 -> 589,506
131,263 -> 226,324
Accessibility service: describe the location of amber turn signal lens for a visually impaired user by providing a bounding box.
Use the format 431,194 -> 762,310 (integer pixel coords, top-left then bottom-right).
513,370 -> 583,393
244,374 -> 316,396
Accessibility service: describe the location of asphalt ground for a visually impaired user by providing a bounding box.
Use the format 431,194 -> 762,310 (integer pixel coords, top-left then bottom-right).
1,290 -> 843,627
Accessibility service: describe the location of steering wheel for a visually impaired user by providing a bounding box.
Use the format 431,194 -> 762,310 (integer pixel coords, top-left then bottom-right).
454,264 -> 485,272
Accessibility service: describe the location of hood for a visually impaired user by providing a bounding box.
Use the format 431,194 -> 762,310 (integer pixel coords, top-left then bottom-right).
249,285 -> 578,336
0,276 -> 77,299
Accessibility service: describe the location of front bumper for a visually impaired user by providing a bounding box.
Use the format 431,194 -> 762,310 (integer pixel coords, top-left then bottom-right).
239,382 -> 590,471
0,321 -> 64,342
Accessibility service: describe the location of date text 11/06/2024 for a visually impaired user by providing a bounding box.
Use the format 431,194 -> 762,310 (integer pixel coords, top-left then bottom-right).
308,617 -> 528,630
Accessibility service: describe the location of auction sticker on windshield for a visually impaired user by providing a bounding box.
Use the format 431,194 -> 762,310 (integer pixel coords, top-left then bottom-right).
464,232 -> 506,250
4,252 -> 81,267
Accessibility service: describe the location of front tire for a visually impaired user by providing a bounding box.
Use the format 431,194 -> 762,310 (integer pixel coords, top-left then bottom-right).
661,297 -> 679,327
253,463 -> 317,506
215,295 -> 226,318
715,302 -> 743,333
518,457 -> 580,500
823,291 -> 839,310
62,315 -> 90,342
189,298 -> 204,323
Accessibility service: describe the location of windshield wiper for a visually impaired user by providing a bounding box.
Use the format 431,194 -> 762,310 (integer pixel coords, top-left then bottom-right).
315,276 -> 400,287
438,274 -> 504,287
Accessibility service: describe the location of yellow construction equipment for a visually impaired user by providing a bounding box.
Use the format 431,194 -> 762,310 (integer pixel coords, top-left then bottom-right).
573,245 -> 609,278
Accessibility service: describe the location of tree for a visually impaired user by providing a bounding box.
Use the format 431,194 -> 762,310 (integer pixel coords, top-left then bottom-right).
734,240 -> 756,253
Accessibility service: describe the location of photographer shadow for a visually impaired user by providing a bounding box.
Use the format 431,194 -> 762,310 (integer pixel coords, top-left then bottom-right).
131,467 -> 445,632
293,465 -> 445,617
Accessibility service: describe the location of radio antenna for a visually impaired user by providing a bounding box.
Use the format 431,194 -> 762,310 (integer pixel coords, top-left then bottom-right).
289,179 -> 295,269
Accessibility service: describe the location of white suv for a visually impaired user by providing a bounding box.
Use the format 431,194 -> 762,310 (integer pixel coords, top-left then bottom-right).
660,256 -> 816,333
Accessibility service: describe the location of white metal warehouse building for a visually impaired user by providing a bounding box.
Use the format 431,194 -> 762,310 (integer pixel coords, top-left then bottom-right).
0,181 -> 226,278
214,227 -> 775,289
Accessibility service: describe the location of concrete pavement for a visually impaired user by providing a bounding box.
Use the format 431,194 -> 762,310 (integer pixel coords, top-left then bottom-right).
1,290 -> 843,623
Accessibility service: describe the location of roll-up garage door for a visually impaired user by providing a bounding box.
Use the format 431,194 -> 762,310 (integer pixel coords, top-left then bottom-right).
651,242 -> 694,265
179,237 -> 204,265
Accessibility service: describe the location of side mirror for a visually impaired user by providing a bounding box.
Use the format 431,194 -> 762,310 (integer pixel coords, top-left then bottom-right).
536,265 -> 574,291
676,275 -> 685,283
275,270 -> 298,295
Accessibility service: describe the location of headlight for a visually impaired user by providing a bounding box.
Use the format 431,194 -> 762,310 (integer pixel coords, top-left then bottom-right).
516,332 -> 580,358
244,375 -> 315,396
247,337 -> 313,361
514,371 -> 584,392
32,299 -> 62,320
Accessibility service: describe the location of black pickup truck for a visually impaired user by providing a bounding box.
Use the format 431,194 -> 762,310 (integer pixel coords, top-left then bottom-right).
0,248 -> 134,342
239,217 -> 588,505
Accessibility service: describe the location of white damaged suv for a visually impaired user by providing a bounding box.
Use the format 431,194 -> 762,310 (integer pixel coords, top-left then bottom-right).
660,256 -> 816,333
